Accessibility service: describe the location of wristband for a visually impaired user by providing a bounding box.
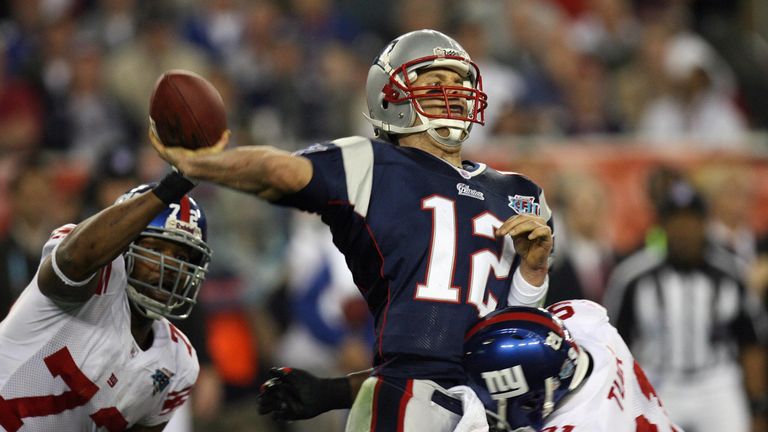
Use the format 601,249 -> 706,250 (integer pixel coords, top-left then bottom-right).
152,169 -> 195,205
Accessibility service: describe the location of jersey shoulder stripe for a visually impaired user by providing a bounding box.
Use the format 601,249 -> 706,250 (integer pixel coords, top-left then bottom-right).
332,136 -> 374,217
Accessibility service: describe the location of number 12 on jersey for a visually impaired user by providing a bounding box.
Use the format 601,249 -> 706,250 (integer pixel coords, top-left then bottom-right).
416,195 -> 515,317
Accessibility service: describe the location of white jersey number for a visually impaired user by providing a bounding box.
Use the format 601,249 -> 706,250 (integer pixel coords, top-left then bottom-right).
416,196 -> 515,317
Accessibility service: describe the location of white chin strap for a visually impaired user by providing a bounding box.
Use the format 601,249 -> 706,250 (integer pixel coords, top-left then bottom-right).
363,111 -> 471,147
425,117 -> 471,147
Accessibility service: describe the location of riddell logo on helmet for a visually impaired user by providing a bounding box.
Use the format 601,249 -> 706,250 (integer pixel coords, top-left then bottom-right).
165,218 -> 202,238
434,47 -> 468,59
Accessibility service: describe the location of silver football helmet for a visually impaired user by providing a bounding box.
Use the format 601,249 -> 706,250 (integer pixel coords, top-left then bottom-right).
364,29 -> 487,147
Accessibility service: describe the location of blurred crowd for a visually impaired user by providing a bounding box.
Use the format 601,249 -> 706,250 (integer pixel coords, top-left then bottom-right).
1,0 -> 768,431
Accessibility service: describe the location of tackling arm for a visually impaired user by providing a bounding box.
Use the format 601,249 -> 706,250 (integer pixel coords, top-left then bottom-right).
38,189 -> 169,302
258,367 -> 371,420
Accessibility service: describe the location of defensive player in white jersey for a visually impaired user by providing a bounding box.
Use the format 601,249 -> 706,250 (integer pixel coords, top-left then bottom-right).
259,300 -> 684,431
464,300 -> 684,432
0,171 -> 209,432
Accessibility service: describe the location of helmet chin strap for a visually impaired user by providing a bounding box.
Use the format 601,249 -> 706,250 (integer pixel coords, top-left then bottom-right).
364,111 -> 471,147
425,117 -> 471,147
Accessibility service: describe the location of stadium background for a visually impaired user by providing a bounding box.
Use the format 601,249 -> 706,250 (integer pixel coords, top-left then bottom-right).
1,0 -> 767,431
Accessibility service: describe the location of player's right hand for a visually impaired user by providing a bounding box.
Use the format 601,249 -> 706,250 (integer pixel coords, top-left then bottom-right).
148,127 -> 230,174
258,367 -> 350,421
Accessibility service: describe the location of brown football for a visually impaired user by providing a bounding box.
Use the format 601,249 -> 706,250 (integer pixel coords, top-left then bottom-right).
149,69 -> 227,149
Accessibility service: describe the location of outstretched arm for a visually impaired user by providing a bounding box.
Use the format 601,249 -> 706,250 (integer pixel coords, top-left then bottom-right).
150,130 -> 312,201
258,367 -> 370,420
37,174 -> 193,302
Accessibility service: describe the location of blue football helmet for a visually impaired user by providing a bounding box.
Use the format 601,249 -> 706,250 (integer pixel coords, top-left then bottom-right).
464,307 -> 590,431
116,184 -> 212,320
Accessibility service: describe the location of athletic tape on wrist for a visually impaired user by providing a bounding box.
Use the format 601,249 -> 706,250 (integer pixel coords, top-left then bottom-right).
152,170 -> 195,205
50,243 -> 97,287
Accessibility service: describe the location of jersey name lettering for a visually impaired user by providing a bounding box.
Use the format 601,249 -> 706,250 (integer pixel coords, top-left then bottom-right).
607,355 -> 626,411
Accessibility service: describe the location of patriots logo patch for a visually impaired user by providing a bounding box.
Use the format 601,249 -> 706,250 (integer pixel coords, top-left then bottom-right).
151,368 -> 175,395
508,195 -> 540,216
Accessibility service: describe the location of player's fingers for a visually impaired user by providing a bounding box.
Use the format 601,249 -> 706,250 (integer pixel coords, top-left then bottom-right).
498,219 -> 541,238
211,129 -> 231,152
181,130 -> 230,156
147,127 -> 195,167
148,127 -> 167,154
258,379 -> 289,414
268,366 -> 292,379
527,225 -> 552,240
495,215 -> 544,237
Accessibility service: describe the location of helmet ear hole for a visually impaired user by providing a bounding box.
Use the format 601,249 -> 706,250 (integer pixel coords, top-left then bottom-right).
382,100 -> 389,109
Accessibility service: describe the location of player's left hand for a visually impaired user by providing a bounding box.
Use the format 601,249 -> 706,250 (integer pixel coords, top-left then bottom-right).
496,214 -> 553,275
258,367 -> 352,421
148,126 -> 230,175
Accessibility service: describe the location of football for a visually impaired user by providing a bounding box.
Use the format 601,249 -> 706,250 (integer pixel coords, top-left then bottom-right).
149,69 -> 227,150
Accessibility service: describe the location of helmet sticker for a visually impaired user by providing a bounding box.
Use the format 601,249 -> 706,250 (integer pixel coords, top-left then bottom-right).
544,331 -> 563,350
166,202 -> 203,239
481,365 -> 530,400
434,47 -> 468,60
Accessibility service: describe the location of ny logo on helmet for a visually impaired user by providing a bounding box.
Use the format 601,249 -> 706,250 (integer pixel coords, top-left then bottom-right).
481,365 -> 529,400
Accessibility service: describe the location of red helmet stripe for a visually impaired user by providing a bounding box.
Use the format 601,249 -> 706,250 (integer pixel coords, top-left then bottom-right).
465,311 -> 565,342
179,195 -> 190,222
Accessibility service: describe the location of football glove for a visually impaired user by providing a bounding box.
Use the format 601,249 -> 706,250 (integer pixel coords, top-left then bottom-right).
258,367 -> 352,421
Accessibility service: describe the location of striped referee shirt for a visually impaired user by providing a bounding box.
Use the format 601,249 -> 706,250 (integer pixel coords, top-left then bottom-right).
604,245 -> 768,379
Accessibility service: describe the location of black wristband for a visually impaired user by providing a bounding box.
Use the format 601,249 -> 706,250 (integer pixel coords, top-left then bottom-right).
152,170 -> 196,205
322,377 -> 353,411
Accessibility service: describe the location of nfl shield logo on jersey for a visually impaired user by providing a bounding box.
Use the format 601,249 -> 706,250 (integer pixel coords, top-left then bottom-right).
508,195 -> 540,216
151,368 -> 175,395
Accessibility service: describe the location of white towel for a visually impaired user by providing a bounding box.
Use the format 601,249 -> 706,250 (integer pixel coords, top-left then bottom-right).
448,385 -> 489,432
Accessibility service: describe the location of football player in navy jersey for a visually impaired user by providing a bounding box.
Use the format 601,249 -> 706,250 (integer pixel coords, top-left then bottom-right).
150,29 -> 554,431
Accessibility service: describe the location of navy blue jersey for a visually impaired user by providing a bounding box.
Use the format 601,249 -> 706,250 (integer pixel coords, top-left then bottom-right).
277,136 -> 553,383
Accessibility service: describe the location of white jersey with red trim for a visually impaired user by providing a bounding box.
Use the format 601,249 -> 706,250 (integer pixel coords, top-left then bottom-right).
542,300 -> 683,432
0,225 -> 199,432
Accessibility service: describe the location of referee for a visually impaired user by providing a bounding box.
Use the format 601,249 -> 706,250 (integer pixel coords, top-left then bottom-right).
604,182 -> 768,432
